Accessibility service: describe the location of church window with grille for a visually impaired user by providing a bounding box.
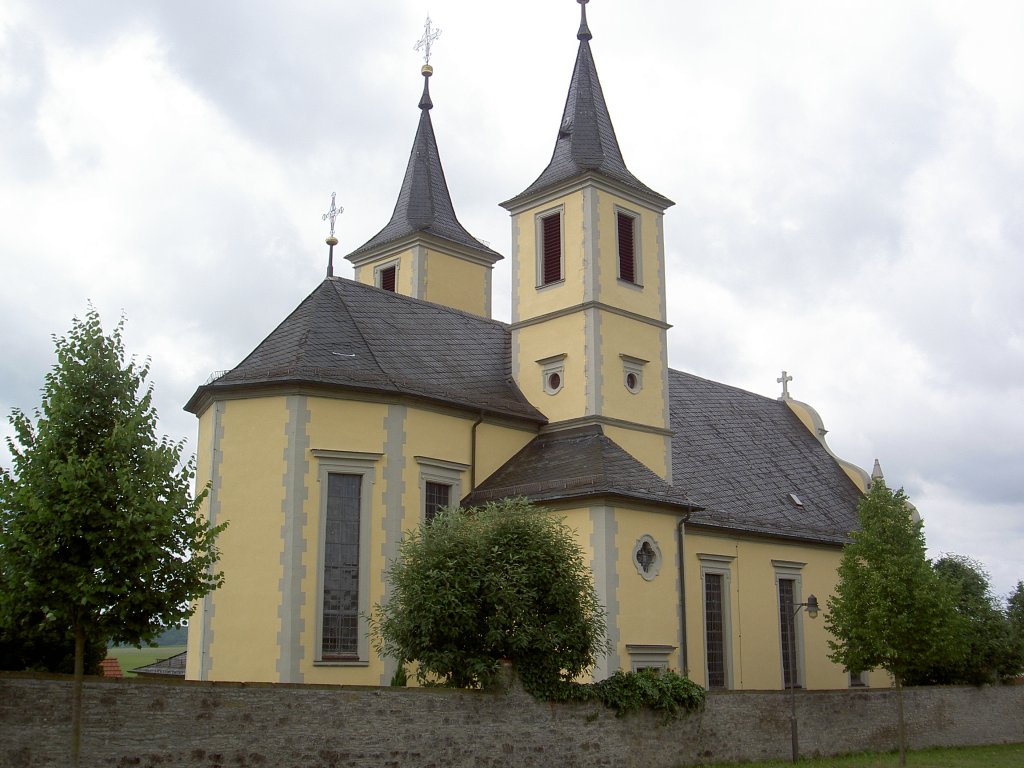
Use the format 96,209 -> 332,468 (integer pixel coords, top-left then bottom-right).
322,473 -> 361,659
704,572 -> 727,688
424,481 -> 450,523
778,577 -> 799,689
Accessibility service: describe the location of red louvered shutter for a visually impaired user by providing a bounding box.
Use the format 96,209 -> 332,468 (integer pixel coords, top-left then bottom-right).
542,213 -> 562,285
380,266 -> 396,292
618,212 -> 636,283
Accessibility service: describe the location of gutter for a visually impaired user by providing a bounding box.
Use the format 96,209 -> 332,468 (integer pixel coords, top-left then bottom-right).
469,411 -> 484,489
677,510 -> 693,677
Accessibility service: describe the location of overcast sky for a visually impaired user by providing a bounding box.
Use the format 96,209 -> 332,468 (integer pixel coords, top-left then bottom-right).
2,1 -> 1021,598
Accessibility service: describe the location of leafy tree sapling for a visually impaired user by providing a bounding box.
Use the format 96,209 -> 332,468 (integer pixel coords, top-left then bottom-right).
371,497 -> 607,697
825,480 -> 963,767
0,308 -> 225,765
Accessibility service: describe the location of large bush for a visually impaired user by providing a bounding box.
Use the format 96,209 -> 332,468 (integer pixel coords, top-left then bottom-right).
371,498 -> 607,695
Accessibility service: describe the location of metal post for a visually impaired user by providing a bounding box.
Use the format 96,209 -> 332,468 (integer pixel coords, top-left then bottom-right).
789,601 -> 799,763
788,594 -> 818,764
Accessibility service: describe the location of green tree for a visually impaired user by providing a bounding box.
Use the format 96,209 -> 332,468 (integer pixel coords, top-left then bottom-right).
1007,581 -> 1024,677
0,308 -> 225,765
0,605 -> 106,675
825,480 -> 963,767
371,497 -> 607,696
904,555 -> 1017,685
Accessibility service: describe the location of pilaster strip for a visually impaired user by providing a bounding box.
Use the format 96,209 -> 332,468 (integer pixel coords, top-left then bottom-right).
583,187 -> 599,303
379,405 -> 408,684
590,505 -> 620,678
510,216 -> 521,325
585,307 -> 602,417
413,244 -> 426,300
277,395 -> 310,683
200,401 -> 225,681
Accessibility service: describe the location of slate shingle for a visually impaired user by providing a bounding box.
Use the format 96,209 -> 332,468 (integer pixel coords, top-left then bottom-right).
347,76 -> 500,263
187,293 -> 863,544
185,278 -> 545,423
501,35 -> 672,210
463,425 -> 696,511
670,370 -> 862,543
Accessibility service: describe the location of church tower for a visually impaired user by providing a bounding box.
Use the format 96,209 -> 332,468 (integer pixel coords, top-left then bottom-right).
346,40 -> 502,318
501,0 -> 675,480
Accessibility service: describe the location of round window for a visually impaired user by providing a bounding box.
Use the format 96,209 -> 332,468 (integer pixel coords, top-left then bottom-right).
548,372 -> 561,391
625,372 -> 639,392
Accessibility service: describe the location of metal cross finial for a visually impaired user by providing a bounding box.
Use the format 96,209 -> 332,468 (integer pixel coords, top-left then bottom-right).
414,16 -> 442,65
322,192 -> 343,238
777,370 -> 793,400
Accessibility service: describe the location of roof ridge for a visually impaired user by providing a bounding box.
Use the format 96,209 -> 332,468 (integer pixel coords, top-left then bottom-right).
669,367 -> 785,405
326,279 -> 400,393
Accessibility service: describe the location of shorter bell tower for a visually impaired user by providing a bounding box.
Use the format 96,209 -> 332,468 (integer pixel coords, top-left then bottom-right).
346,18 -> 502,318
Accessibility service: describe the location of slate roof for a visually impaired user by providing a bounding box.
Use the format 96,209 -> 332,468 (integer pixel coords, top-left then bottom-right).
133,651 -> 187,678
501,15 -> 673,211
347,73 -> 501,264
463,424 -> 697,512
185,278 -> 545,423
187,276 -> 862,542
669,370 -> 863,544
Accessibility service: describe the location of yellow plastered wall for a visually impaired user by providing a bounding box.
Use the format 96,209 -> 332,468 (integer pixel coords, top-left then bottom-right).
513,193 -> 587,321
202,398 -> 290,682
352,250 -> 414,295
293,398 -> 539,686
615,511 -> 682,670
300,397 -> 389,685
514,312 -> 588,423
305,397 -> 389,455
555,507 -> 598,680
592,191 -> 665,320
598,314 -> 666,429
422,249 -> 490,317
473,422 -> 537,484
603,425 -> 669,480
404,409 -> 471,465
683,529 -> 861,691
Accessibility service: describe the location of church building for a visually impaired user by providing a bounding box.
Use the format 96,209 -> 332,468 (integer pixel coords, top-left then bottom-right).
185,2 -> 875,691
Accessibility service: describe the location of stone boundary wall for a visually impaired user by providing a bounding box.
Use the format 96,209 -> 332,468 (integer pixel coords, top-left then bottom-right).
1,673 -> 1022,768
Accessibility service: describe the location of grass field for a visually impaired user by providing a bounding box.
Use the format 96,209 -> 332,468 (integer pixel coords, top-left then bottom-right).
105,645 -> 185,676
698,743 -> 1024,767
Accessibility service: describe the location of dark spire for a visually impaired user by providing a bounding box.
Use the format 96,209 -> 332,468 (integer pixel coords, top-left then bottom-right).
346,64 -> 500,263
501,2 -> 672,210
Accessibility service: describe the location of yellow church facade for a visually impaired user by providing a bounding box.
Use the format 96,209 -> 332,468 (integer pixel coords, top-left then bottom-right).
185,4 -> 876,692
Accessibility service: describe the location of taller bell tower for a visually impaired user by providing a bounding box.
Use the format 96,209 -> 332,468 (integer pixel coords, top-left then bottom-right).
501,0 -> 675,480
